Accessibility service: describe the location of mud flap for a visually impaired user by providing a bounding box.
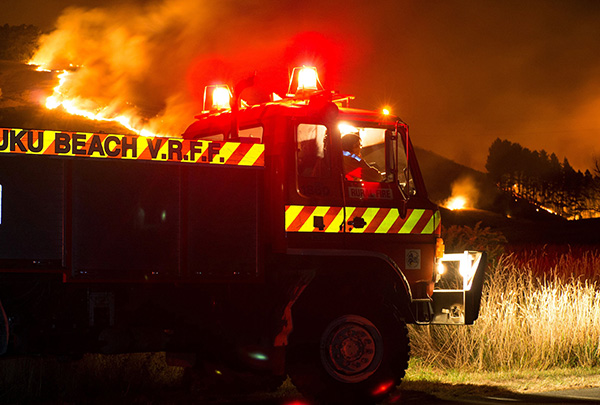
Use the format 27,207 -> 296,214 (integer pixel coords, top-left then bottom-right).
430,251 -> 487,325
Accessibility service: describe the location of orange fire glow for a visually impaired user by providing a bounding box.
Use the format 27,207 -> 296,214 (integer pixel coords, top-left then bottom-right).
26,1 -> 356,142
25,1 -> 213,140
442,176 -> 479,211
446,195 -> 468,211
34,66 -> 161,137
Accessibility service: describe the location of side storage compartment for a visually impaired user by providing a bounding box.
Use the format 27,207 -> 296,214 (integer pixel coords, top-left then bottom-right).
185,165 -> 262,279
71,159 -> 180,279
0,155 -> 64,265
69,159 -> 263,281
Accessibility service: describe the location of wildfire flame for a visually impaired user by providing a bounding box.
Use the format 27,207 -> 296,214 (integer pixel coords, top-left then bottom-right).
26,1 -> 359,140
446,195 -> 468,211
26,0 -> 239,140
39,68 -> 159,137
443,176 -> 479,211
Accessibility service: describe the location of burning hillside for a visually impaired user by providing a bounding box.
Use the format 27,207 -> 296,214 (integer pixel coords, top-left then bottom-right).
26,1 -> 363,138
442,176 -> 480,211
28,1 -> 232,137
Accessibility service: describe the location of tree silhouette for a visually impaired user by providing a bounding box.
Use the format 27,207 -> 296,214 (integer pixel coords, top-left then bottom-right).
486,139 -> 600,219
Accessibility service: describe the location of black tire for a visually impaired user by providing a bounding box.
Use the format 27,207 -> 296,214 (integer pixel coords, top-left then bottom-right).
287,295 -> 410,404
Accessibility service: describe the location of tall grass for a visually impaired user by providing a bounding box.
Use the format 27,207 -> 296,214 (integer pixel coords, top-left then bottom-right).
410,249 -> 600,372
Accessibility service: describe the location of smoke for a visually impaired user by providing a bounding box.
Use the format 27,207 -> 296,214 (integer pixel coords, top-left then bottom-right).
30,0 -> 365,136
25,1 -> 600,171
372,0 -> 600,173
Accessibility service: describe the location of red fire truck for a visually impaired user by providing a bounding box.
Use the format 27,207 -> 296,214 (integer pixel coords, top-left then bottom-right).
0,66 -> 485,404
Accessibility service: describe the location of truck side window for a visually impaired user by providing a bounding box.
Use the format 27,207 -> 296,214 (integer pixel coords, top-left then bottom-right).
296,124 -> 330,178
239,126 -> 263,143
201,134 -> 225,141
340,127 -> 386,182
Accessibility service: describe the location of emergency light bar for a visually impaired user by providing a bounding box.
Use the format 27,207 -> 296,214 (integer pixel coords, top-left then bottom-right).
203,85 -> 232,112
287,66 -> 323,97
298,67 -> 318,90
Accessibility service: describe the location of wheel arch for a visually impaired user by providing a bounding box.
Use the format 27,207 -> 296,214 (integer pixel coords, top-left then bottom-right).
287,249 -> 415,323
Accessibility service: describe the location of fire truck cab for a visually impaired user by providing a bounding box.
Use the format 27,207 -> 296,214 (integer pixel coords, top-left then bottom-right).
0,66 -> 486,404
179,67 -> 487,402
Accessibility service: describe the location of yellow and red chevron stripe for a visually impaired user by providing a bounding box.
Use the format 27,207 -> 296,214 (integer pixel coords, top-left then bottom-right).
0,128 -> 264,167
285,205 -> 345,233
285,205 -> 441,235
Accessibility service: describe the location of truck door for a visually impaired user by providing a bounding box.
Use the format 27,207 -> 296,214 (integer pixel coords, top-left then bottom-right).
340,126 -> 402,235
286,122 -> 345,242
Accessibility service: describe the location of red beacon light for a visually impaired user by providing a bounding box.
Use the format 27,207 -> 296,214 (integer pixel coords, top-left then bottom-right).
203,84 -> 232,113
287,66 -> 323,97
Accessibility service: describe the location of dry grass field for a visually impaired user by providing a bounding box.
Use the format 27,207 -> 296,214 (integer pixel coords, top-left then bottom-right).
410,247 -> 600,372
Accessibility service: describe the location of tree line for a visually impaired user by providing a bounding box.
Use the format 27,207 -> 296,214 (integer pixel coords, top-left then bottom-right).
486,138 -> 600,219
0,24 -> 41,61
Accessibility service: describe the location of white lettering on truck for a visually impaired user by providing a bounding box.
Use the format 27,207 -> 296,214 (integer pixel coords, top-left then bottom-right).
348,186 -> 393,200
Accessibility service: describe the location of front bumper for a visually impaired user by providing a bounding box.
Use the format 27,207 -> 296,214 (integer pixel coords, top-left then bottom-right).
430,251 -> 487,325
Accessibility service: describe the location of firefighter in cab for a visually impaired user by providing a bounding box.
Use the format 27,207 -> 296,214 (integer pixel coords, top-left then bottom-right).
341,133 -> 384,182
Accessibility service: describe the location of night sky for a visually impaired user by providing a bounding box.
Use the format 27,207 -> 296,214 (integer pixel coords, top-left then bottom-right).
1,0 -> 600,172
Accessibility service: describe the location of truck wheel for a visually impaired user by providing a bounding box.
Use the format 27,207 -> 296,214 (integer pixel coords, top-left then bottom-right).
287,301 -> 409,404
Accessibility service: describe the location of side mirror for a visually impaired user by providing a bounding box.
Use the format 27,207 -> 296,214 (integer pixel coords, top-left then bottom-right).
385,130 -> 397,183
